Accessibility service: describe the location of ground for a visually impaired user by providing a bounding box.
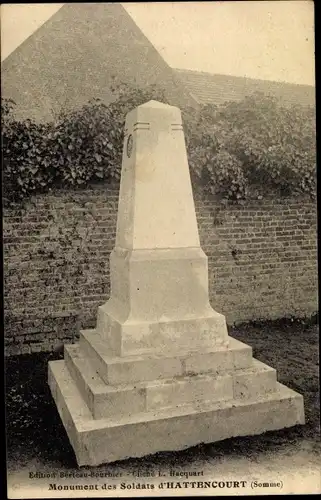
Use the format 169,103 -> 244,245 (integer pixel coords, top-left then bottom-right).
5,317 -> 320,496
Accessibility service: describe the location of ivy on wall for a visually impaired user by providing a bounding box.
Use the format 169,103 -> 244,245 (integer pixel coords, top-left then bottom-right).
1,82 -> 316,204
185,94 -> 316,201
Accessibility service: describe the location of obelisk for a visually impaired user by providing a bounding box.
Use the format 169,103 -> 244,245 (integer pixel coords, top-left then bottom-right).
49,101 -> 304,466
96,100 -> 229,357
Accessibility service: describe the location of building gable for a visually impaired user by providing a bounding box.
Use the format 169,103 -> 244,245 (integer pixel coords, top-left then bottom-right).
1,3 -> 195,122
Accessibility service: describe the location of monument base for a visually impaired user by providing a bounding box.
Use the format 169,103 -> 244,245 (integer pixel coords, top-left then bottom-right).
48,331 -> 304,466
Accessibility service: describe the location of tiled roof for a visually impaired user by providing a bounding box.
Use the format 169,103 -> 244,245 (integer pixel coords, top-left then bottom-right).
174,68 -> 315,107
1,4 -> 195,123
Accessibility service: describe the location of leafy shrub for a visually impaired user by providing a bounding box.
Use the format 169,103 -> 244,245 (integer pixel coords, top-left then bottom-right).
185,93 -> 316,200
1,83 -> 316,204
1,83 -> 170,202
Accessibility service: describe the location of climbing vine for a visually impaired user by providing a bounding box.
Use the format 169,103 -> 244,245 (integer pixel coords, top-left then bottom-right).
185,93 -> 316,200
2,83 -> 316,204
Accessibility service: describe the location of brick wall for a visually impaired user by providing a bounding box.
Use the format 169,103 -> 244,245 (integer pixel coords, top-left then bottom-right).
4,184 -> 318,355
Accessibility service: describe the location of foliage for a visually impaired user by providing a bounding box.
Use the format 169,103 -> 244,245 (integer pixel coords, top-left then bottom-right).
1,82 -> 169,203
1,83 -> 316,204
185,93 -> 316,200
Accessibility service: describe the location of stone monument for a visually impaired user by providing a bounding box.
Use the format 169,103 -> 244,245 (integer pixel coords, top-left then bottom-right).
48,100 -> 304,466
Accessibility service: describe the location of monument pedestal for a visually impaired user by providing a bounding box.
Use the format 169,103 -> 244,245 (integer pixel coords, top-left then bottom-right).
49,332 -> 304,466
49,101 -> 304,466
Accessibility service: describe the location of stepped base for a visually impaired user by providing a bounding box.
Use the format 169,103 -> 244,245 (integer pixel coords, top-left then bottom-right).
48,359 -> 304,466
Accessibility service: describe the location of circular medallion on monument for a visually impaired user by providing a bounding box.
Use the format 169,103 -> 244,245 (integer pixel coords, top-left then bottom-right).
126,134 -> 133,158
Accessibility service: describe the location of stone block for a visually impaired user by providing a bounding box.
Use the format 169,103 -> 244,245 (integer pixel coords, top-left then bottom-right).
146,373 -> 233,410
78,329 -> 111,382
184,348 -> 233,374
79,330 -> 253,385
48,359 -> 305,466
116,101 -> 200,250
229,338 -> 253,369
64,344 -> 145,419
95,307 -> 229,357
119,313 -> 229,356
79,329 -> 185,384
105,355 -> 183,385
183,337 -> 253,374
233,359 -> 277,400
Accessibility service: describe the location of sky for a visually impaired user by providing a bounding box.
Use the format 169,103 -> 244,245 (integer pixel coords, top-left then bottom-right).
0,2 -> 315,86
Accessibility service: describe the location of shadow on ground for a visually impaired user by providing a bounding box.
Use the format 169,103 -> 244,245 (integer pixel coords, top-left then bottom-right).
5,317 -> 320,471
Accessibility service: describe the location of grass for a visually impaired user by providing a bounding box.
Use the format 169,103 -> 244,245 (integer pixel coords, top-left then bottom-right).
5,316 -> 320,471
